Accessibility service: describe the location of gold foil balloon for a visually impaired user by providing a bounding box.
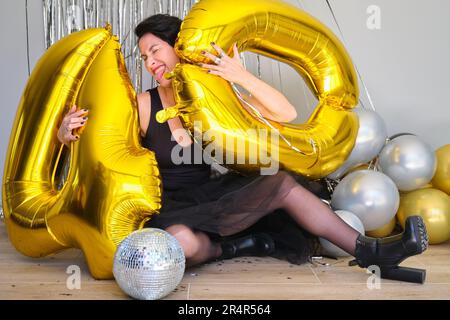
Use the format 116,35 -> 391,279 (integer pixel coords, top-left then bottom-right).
397,188 -> 450,244
157,0 -> 359,179
431,144 -> 450,195
2,26 -> 162,279
366,217 -> 396,238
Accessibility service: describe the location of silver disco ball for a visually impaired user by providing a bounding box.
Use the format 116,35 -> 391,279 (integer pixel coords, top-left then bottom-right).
113,228 -> 185,300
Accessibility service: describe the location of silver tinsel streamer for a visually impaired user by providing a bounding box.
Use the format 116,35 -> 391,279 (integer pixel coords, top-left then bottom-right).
42,0 -> 199,92
39,1 -> 375,155
42,0 -> 268,92
42,1 -> 199,185
113,228 -> 185,300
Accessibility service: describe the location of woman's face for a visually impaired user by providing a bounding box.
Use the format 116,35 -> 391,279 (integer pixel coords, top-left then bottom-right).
138,33 -> 180,88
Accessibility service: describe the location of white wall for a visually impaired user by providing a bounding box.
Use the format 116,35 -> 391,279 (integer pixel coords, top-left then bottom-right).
1,0 -> 28,188
279,0 -> 450,149
1,0 -> 449,184
1,0 -> 45,187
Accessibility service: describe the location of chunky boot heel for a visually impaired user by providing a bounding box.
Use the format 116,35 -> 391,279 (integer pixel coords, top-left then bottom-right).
351,216 -> 428,283
380,266 -> 426,284
219,233 -> 275,260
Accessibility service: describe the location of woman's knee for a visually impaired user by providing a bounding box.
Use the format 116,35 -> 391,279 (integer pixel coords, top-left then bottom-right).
273,170 -> 299,191
165,224 -> 201,258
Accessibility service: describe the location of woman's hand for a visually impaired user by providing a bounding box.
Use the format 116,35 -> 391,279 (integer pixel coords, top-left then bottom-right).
198,42 -> 297,123
199,42 -> 251,86
57,105 -> 88,146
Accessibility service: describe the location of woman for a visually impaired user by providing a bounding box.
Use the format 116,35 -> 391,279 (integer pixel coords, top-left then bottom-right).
58,14 -> 427,277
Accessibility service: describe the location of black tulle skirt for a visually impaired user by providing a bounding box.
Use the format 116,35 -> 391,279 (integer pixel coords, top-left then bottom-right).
145,170 -> 331,265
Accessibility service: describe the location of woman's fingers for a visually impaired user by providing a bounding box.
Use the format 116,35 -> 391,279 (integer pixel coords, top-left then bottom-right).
66,134 -> 79,142
202,45 -> 230,65
207,69 -> 223,76
69,116 -> 88,124
200,43 -> 246,83
201,50 -> 222,63
202,43 -> 242,67
58,107 -> 88,145
67,105 -> 77,115
64,107 -> 88,121
199,63 -> 222,71
68,108 -> 89,119
210,42 -> 226,58
232,43 -> 240,60
67,121 -> 87,130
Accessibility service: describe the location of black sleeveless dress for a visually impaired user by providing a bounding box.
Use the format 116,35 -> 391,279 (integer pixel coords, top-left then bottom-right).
143,87 -> 328,264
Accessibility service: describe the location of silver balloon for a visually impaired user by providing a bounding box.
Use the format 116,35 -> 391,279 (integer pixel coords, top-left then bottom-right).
331,170 -> 399,231
319,210 -> 365,257
113,228 -> 185,300
0,205 -> 3,220
379,135 -> 437,192
328,108 -> 387,179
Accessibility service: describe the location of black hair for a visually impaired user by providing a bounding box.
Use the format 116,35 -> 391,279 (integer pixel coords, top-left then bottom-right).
134,14 -> 182,47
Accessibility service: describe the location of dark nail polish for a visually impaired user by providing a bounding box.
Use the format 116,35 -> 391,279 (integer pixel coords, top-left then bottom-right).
207,70 -> 211,73
83,116 -> 88,120
81,122 -> 85,125
211,42 -> 215,45
76,136 -> 79,139
201,50 -> 206,54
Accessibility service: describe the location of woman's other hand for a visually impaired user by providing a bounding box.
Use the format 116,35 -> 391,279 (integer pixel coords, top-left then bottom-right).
57,105 -> 88,146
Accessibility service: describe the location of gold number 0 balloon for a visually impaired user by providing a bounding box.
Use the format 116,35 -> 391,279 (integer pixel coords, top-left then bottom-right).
157,0 -> 359,179
2,26 -> 161,279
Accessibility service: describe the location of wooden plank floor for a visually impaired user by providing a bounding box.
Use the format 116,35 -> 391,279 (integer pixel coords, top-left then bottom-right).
1,221 -> 449,300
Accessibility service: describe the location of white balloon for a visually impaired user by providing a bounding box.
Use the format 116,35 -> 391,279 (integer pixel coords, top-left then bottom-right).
328,108 -> 387,179
331,170 -> 399,231
319,210 -> 365,257
379,135 -> 437,191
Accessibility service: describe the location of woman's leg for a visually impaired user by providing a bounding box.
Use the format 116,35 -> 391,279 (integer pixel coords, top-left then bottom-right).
274,172 -> 359,255
165,224 -> 222,267
282,185 -> 359,255
274,172 -> 428,284
163,171 -> 427,281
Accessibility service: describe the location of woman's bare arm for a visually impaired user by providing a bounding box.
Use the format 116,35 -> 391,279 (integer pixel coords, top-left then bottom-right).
201,43 -> 297,123
137,92 -> 151,137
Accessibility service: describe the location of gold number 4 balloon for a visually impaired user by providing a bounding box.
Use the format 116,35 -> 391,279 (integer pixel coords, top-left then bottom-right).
2,26 -> 161,279
157,0 -> 360,179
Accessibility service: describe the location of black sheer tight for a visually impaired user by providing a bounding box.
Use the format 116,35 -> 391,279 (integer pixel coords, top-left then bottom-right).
281,184 -> 359,256
184,181 -> 360,267
170,171 -> 361,267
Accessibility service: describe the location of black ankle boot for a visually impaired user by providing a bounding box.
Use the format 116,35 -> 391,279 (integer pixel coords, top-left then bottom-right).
352,215 -> 428,283
219,233 -> 275,260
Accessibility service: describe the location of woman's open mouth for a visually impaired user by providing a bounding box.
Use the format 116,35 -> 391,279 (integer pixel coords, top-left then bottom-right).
154,65 -> 165,80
